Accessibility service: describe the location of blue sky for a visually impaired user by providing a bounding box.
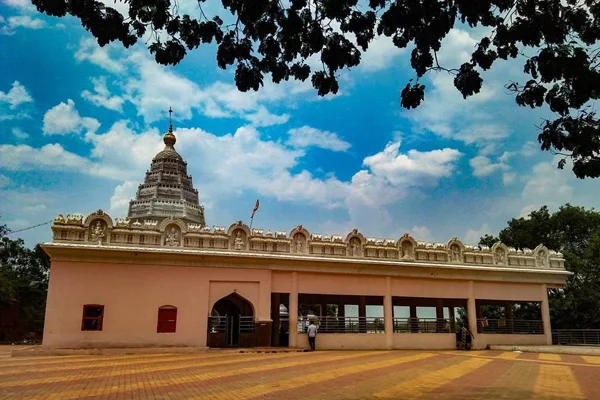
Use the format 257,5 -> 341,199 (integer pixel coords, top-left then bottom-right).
1,0 -> 599,250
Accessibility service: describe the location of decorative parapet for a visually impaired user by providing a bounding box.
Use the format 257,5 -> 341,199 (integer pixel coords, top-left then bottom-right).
49,210 -> 566,270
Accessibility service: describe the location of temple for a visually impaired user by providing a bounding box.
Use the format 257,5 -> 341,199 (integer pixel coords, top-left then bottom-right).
40,119 -> 570,350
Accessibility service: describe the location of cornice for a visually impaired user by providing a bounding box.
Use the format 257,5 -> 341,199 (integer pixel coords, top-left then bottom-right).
42,242 -> 570,285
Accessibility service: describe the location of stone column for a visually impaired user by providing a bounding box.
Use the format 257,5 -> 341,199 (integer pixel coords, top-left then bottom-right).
289,272 -> 299,348
337,301 -> 345,331
505,302 -> 514,334
359,296 -> 367,333
436,298 -> 444,332
384,277 -> 393,349
467,281 -> 478,347
271,293 -> 281,347
541,284 -> 552,345
409,305 -> 418,333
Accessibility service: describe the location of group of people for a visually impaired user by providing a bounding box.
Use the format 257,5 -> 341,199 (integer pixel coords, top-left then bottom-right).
456,325 -> 474,350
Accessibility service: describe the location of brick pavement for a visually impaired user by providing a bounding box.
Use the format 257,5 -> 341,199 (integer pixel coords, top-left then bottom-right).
0,347 -> 598,399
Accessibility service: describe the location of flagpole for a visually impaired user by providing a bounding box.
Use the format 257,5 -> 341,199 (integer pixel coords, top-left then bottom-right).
249,199 -> 259,233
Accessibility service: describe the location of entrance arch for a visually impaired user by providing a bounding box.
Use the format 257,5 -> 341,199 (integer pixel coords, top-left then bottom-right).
207,293 -> 256,347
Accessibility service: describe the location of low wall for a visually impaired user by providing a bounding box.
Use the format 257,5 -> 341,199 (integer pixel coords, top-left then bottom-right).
392,333 -> 456,349
476,334 -> 547,349
297,334 -> 387,350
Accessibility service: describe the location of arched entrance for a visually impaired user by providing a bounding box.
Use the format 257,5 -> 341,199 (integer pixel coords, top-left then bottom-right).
207,293 -> 256,348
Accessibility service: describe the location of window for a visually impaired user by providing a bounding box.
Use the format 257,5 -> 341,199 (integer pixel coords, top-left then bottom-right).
81,305 -> 104,331
157,306 -> 177,333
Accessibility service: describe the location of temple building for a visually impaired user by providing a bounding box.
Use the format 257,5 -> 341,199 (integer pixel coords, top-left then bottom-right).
40,121 -> 570,350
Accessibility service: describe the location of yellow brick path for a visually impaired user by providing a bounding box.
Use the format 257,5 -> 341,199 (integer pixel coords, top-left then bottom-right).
0,347 -> 598,400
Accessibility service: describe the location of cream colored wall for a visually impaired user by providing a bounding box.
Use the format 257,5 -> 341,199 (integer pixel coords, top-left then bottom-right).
392,334 -> 457,349
475,334 -> 547,348
474,282 -> 544,301
43,261 -> 272,349
297,334 -> 387,350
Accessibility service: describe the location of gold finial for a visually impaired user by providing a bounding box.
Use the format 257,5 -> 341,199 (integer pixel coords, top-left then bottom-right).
163,107 -> 176,147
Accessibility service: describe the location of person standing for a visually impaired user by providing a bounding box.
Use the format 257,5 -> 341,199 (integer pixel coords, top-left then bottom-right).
307,320 -> 317,351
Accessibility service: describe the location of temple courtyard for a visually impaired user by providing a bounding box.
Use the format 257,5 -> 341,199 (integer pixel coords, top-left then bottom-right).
0,347 -> 598,399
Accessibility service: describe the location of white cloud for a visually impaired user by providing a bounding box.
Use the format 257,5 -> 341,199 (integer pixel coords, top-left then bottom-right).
0,143 -> 90,171
11,127 -> 29,139
359,34 -> 405,72
3,0 -> 37,11
286,126 -> 351,152
521,141 -> 538,156
22,204 -> 47,213
410,226 -> 431,241
244,106 -> 289,127
0,81 -> 33,109
109,181 -> 138,216
81,77 -> 125,112
74,38 -> 125,74
464,223 -> 491,245
1,15 -> 46,35
519,160 -> 574,216
362,141 -> 462,185
0,174 -> 10,188
470,153 -> 511,177
502,172 -> 517,184
43,99 -> 100,135
456,124 -> 511,145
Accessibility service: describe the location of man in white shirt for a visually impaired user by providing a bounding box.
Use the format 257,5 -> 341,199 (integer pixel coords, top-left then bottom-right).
306,320 -> 317,351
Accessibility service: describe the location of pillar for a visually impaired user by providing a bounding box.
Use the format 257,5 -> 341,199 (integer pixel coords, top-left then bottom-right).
359,296 -> 367,333
320,302 -> 327,316
467,281 -> 478,346
449,306 -> 456,333
409,305 -> 418,333
541,284 -> 552,345
337,301 -> 345,331
289,272 -> 299,347
436,299 -> 444,332
505,302 -> 514,334
384,277 -> 393,349
271,293 -> 281,347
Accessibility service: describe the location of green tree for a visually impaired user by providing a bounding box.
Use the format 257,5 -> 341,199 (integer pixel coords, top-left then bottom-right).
480,204 -> 600,329
0,217 -> 50,336
31,0 -> 600,178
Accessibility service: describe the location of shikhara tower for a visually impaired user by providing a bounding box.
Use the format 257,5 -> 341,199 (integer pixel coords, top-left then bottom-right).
127,110 -> 206,226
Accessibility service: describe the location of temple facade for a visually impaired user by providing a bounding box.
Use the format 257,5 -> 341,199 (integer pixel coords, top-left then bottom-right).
40,124 -> 570,350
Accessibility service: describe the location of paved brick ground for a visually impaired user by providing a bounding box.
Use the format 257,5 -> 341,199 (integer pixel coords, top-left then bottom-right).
0,347 -> 599,399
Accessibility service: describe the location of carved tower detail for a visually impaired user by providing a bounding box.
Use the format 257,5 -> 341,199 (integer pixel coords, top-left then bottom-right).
127,109 -> 206,226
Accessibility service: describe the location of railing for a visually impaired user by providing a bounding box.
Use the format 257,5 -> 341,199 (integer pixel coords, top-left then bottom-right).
239,316 -> 256,333
297,316 -> 385,333
477,319 -> 543,334
393,318 -> 457,333
552,330 -> 600,346
208,315 -> 227,333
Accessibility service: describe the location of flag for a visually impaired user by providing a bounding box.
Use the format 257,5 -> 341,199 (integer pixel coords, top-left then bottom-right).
251,199 -> 260,219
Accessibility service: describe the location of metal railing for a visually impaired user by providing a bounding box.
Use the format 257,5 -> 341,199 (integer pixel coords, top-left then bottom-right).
208,315 -> 228,333
552,330 -> 600,346
477,319 -> 544,334
297,316 -> 385,333
393,318 -> 457,333
239,316 -> 256,333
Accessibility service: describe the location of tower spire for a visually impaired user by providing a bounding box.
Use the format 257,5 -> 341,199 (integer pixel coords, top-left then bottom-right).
163,107 -> 176,147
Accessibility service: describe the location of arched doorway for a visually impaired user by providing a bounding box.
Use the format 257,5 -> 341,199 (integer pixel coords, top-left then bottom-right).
207,293 -> 256,348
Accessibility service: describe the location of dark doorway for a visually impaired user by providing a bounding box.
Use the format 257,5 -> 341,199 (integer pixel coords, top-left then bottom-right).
207,293 -> 256,348
271,293 -> 290,347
